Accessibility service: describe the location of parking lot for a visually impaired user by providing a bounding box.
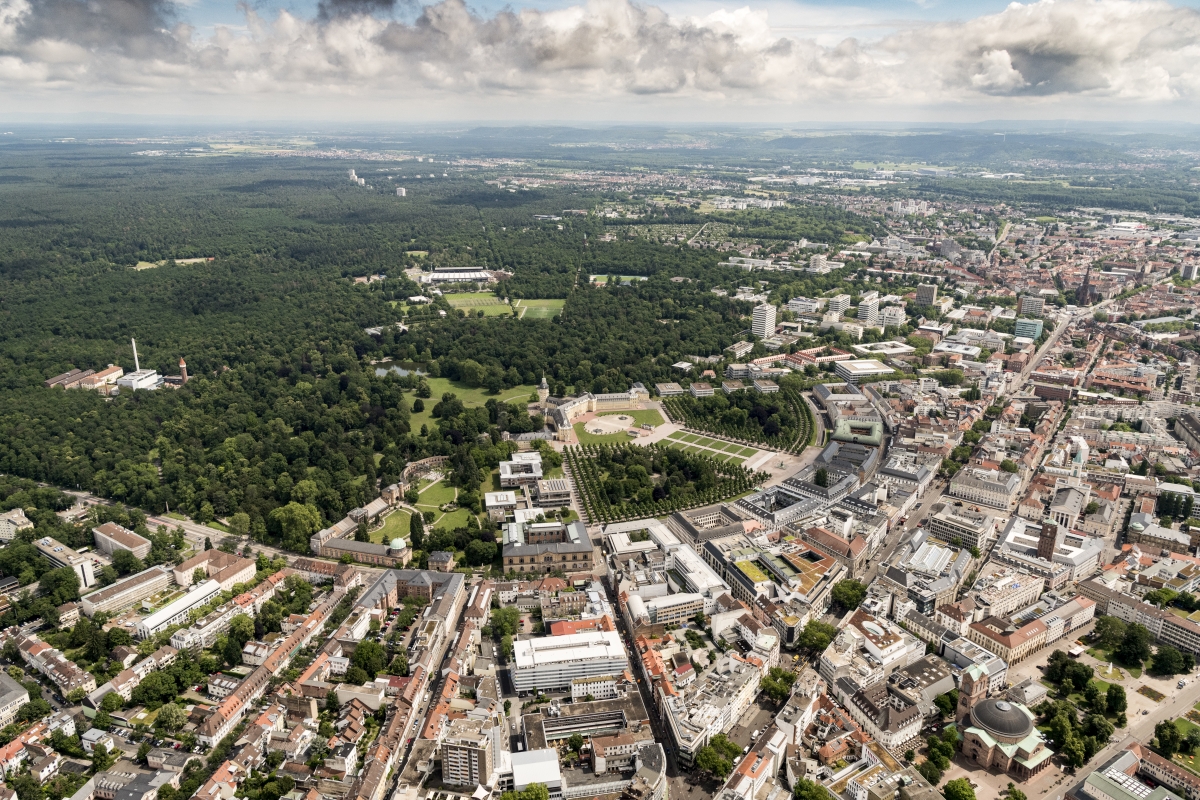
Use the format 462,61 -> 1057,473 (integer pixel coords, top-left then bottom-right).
725,698 -> 779,751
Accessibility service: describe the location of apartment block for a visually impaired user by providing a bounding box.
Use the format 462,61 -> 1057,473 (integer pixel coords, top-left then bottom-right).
80,566 -> 173,618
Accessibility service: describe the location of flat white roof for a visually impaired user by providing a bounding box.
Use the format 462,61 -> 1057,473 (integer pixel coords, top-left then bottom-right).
852,341 -> 916,355
485,491 -> 517,506
837,359 -> 894,376
512,630 -> 626,669
511,748 -> 561,788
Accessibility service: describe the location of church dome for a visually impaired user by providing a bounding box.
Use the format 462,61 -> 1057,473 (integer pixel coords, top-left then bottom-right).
970,699 -> 1033,741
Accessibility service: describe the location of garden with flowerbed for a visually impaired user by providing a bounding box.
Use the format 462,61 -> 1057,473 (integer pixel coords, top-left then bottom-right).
565,442 -> 766,524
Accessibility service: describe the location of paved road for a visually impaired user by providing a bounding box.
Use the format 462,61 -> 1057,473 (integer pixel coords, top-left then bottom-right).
801,391 -> 826,449
147,515 -> 296,563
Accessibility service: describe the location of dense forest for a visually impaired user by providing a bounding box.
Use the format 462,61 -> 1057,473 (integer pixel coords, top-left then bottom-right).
0,144 -> 854,557
0,129 -> 1192,562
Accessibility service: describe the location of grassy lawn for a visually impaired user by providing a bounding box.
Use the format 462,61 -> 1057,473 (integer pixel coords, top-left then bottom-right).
417,480 -> 458,508
433,508 -> 474,532
407,377 -> 538,431
597,409 -> 665,427
372,510 -> 412,544
667,431 -> 686,440
129,707 -> 161,728
164,512 -> 188,521
207,521 -> 230,533
681,433 -> 700,443
736,446 -> 758,456
1087,647 -> 1143,678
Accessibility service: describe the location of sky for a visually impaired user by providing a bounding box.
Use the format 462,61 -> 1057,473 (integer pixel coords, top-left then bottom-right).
3,0 -> 1200,123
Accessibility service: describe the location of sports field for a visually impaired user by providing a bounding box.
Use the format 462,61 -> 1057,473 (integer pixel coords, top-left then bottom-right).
663,430 -> 758,464
446,293 -> 514,316
446,292 -> 503,307
513,299 -> 565,319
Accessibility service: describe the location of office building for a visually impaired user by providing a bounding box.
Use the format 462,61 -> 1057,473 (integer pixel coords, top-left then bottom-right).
80,565 -> 172,618
1019,296 -> 1045,317
948,467 -> 1022,511
136,579 -> 221,639
928,506 -> 996,550
752,304 -> 777,338
35,537 -> 95,588
92,522 -> 152,560
1014,318 -> 1044,339
511,630 -> 629,692
835,359 -> 894,385
915,284 -> 938,307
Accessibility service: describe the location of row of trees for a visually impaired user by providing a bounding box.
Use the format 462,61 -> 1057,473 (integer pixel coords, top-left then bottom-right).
1093,616 -> 1194,675
662,386 -> 813,453
565,443 -> 765,523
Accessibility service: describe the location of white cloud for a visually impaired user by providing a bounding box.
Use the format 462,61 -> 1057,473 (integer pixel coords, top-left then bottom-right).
2,0 -> 1200,117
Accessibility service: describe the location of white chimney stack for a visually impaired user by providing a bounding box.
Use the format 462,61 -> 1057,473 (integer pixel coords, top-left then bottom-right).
132,338 -> 140,372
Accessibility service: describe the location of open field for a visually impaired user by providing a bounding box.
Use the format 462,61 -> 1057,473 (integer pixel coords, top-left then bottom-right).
407,377 -> 538,431
589,274 -> 649,283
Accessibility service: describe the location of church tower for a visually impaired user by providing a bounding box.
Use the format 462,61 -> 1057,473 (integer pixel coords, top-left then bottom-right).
957,664 -> 988,727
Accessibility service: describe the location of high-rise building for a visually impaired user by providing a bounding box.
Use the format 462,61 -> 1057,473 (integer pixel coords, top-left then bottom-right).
880,306 -> 906,328
1014,318 -> 1044,339
916,284 -> 938,307
440,718 -> 496,787
857,291 -> 879,326
752,304 -> 777,338
1019,296 -> 1046,317
1183,263 -> 1200,281
827,294 -> 851,317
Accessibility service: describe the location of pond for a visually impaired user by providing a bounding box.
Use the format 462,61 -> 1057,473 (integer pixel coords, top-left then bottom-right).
374,362 -> 427,377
